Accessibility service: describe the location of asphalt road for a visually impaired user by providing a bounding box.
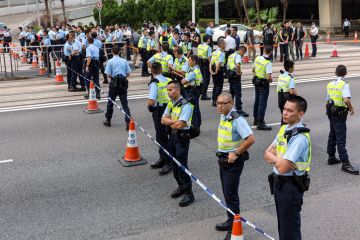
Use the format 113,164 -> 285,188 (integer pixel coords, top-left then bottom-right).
1,77 -> 360,240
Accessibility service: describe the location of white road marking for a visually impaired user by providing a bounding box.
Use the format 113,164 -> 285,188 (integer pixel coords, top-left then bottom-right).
251,122 -> 281,129
0,74 -> 358,113
0,159 -> 13,164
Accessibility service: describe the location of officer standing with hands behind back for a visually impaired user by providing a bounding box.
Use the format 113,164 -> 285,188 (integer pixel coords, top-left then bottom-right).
103,46 -> 132,131
215,92 -> 255,240
84,37 -> 101,100
326,65 -> 359,175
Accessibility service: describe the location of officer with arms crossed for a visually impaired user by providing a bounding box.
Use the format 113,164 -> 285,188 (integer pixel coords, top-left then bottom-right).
103,46 -> 132,131
264,96 -> 311,240
161,81 -> 195,207
210,39 -> 226,107
326,65 -> 359,175
215,93 -> 255,240
226,46 -> 249,117
148,62 -> 173,175
252,45 -> 273,130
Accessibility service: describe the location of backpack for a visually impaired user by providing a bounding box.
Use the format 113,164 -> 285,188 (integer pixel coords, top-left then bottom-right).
264,28 -> 274,44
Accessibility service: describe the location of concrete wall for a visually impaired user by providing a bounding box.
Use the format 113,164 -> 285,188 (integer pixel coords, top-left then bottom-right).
318,0 -> 342,28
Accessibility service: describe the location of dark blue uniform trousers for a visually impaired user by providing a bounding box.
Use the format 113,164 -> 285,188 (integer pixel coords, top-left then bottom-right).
152,105 -> 170,162
327,115 -> 349,162
70,56 -> 85,88
169,134 -> 192,192
105,87 -> 131,125
212,68 -> 224,103
200,61 -> 210,96
274,181 -> 303,240
220,158 -> 244,223
183,87 -> 201,127
228,75 -> 243,111
85,61 -> 100,94
253,83 -> 270,122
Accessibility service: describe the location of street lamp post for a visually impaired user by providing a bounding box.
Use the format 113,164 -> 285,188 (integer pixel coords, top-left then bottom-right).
192,0 -> 195,23
215,0 -> 219,25
36,0 -> 40,26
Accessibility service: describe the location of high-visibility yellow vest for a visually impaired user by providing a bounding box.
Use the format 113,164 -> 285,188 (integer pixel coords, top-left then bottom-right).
146,39 -> 155,51
167,99 -> 193,127
159,34 -> 167,45
154,53 -> 172,73
180,41 -> 190,55
211,49 -> 224,67
169,36 -> 175,49
227,52 -> 241,72
154,77 -> 171,104
327,79 -> 347,107
218,113 -> 242,151
275,125 -> 312,172
254,56 -> 271,79
138,36 -> 146,49
174,56 -> 188,72
198,44 -> 210,59
277,73 -> 293,92
184,66 -> 203,86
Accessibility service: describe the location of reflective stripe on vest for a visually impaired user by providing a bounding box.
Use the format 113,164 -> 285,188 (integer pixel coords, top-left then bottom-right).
327,80 -> 346,107
275,125 -> 312,172
146,39 -> 154,51
154,53 -> 172,73
211,49 -> 224,66
184,67 -> 203,86
156,78 -> 171,104
167,100 -> 193,127
169,36 -> 175,49
227,52 -> 237,71
198,44 -> 209,59
138,36 -> 145,49
277,74 -> 292,92
174,56 -> 188,71
218,116 -> 242,151
254,56 -> 270,79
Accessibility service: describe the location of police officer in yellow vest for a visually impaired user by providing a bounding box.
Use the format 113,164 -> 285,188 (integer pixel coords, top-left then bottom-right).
277,60 -> 297,124
215,93 -> 255,239
161,81 -> 195,207
181,55 -> 202,128
326,65 -> 358,175
264,96 -> 311,240
210,39 -> 226,107
226,46 -> 249,117
198,35 -> 212,100
252,45 -> 273,130
148,62 -> 173,175
146,31 -> 157,59
172,47 -> 188,83
138,29 -> 150,77
148,43 -> 174,78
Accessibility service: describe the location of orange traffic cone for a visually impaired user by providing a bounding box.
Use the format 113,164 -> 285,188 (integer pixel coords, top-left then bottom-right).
326,31 -> 331,43
31,51 -> 39,68
54,60 -> 65,84
230,214 -> 244,240
37,53 -> 47,76
120,119 -> 147,167
21,51 -> 27,63
331,42 -> 339,57
84,80 -> 103,114
304,43 -> 310,58
354,31 -> 358,42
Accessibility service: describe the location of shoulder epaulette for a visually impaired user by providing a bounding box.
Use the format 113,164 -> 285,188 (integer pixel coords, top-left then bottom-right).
228,111 -> 241,121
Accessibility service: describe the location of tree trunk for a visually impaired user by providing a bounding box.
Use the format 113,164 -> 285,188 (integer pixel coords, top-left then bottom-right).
255,0 -> 261,24
44,0 -> 50,26
234,0 -> 243,23
60,0 -> 67,22
282,0 -> 288,23
242,0 -> 250,24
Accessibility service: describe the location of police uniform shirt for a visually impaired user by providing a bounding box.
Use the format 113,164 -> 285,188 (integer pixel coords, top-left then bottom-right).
139,35 -> 148,49
94,38 -> 103,49
278,71 -> 295,89
227,52 -> 242,71
219,108 -> 253,153
184,65 -> 201,85
116,30 -> 123,43
106,32 -> 114,42
253,55 -> 272,74
213,50 -> 225,65
48,30 -> 56,41
206,26 -> 214,36
326,77 -> 351,101
78,32 -> 86,43
4,30 -> 11,38
19,31 -> 27,39
148,51 -> 174,66
163,97 -> 193,130
42,36 -> 51,46
59,29 -> 66,39
200,43 -> 212,58
86,44 -> 100,60
147,38 -> 155,49
56,31 -> 62,41
71,40 -> 81,56
148,74 -> 168,106
105,55 -> 131,77
271,122 -> 310,176
74,39 -> 82,53
63,41 -> 72,56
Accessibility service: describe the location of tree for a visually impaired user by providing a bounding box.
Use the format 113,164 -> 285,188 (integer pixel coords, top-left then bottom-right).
233,0 -> 243,23
281,0 -> 289,23
242,0 -> 250,24
60,0 -> 67,22
255,0 -> 261,24
44,0 -> 50,26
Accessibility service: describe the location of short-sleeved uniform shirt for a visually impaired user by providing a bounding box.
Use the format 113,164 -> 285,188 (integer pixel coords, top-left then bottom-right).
253,55 -> 272,74
86,44 -> 100,59
148,51 -> 174,66
163,96 -> 193,130
63,41 -> 72,56
105,55 -> 131,77
280,71 -> 296,89
148,74 -> 169,106
326,77 -> 351,101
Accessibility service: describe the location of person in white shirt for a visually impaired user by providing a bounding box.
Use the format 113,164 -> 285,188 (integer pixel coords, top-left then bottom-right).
310,22 -> 318,57
343,18 -> 351,37
224,29 -> 236,65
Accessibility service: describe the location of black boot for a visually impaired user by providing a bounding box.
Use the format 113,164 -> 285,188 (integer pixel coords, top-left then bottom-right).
201,94 -> 211,100
179,189 -> 195,207
257,121 -> 272,131
170,187 -> 184,199
215,221 -> 232,231
150,157 -> 165,169
159,162 -> 173,176
342,162 -> 359,175
328,155 -> 341,165
103,119 -> 111,127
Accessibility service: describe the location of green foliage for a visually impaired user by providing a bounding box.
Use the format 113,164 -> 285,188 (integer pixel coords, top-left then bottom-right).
247,8 -> 257,23
267,7 -> 279,23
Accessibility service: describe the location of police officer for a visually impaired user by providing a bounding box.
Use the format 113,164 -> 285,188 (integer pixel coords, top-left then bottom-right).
63,34 -> 72,90
226,46 -> 249,117
210,39 -> 226,107
84,37 -> 101,100
326,65 -> 359,175
91,32 -> 108,84
264,96 -> 311,240
215,93 -> 255,240
181,55 -> 202,128
103,46 -> 132,131
148,62 -> 173,175
197,35 -> 212,101
172,47 -> 188,83
148,43 -> 174,79
69,32 -> 86,92
161,81 -> 195,207
277,60 -> 297,124
146,31 -> 157,60
41,30 -> 52,74
138,29 -> 150,77
252,45 -> 273,130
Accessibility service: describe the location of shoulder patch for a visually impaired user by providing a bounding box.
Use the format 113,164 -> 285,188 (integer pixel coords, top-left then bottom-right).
228,111 -> 241,122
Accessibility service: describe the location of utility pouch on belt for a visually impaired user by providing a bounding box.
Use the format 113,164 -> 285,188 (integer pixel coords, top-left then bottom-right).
216,152 -> 230,168
211,64 -> 216,73
110,75 -> 128,90
225,70 -> 237,79
252,76 -> 267,86
292,172 -> 310,193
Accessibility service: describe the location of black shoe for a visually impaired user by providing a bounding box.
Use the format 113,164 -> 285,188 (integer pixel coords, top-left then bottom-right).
328,156 -> 341,165
171,188 -> 184,199
257,121 -> 272,131
103,119 -> 111,127
84,93 -> 89,99
201,95 -> 211,100
212,101 -> 217,107
237,110 -> 249,117
79,87 -> 86,92
223,231 -> 232,240
68,87 -> 79,92
150,158 -> 165,169
341,162 -> 359,175
215,221 -> 232,231
179,191 -> 195,207
96,93 -> 101,100
159,163 -> 173,176
141,73 -> 151,77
